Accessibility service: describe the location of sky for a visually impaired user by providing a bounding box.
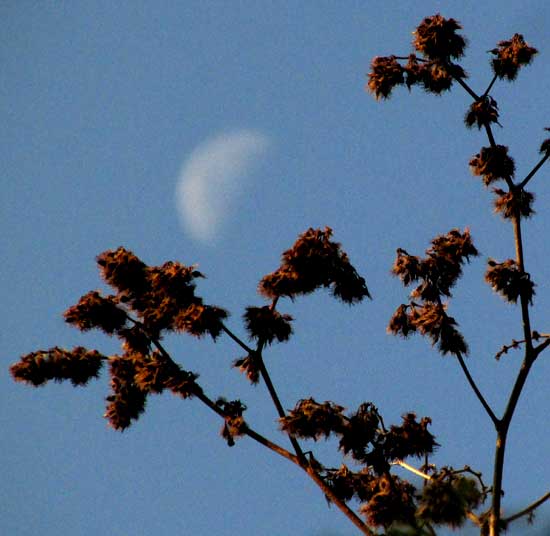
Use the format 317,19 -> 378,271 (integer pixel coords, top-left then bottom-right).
2,2 -> 550,535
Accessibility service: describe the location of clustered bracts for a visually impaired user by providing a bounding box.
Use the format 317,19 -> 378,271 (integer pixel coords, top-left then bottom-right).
104,352 -> 200,430
278,399 -> 468,529
216,398 -> 247,447
10,346 -> 105,386
464,96 -> 500,130
388,229 -> 477,356
258,227 -> 370,304
11,247 -> 223,430
280,399 -> 436,471
489,33 -> 538,81
243,306 -> 293,345
485,259 -> 535,305
367,14 -> 467,100
469,145 -> 515,186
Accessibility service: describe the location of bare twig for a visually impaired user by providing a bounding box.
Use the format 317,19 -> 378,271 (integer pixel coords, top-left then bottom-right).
482,74 -> 498,98
518,152 -> 550,189
504,491 -> 550,524
220,323 -> 255,354
455,352 -> 499,426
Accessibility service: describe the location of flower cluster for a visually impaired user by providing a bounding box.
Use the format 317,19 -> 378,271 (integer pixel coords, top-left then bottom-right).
325,467 -> 417,527
389,230 -> 476,356
280,400 -> 436,470
490,33 -> 538,81
243,306 -> 293,345
485,259 -> 535,305
11,247 -> 225,430
10,346 -> 105,386
258,227 -> 370,304
64,291 -> 128,334
105,354 -> 148,430
216,398 -> 247,446
367,15 -> 468,100
464,96 -> 500,129
367,56 -> 404,100
412,14 -> 466,62
280,398 -> 345,441
359,474 -> 416,528
469,145 -> 515,186
93,247 -> 228,340
417,472 -> 482,528
493,188 -> 535,220
232,354 -> 260,384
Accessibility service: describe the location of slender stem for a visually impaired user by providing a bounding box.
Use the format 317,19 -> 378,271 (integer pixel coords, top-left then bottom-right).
518,152 -> 550,189
256,348 -> 307,462
220,323 -> 255,354
504,491 -> 550,524
455,352 -> 499,426
453,74 -> 479,100
534,338 -> 550,356
483,74 -> 498,98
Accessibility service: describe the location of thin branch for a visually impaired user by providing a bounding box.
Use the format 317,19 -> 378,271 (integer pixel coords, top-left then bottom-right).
518,152 -> 550,189
504,491 -> 550,524
534,338 -> 550,357
220,323 -> 255,354
455,351 -> 499,426
453,74 -> 479,100
482,74 -> 498,98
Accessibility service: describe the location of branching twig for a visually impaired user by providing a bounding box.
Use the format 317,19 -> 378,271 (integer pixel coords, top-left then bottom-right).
504,491 -> 550,524
482,73 -> 498,98
518,152 -> 550,189
455,352 -> 499,426
221,323 -> 256,355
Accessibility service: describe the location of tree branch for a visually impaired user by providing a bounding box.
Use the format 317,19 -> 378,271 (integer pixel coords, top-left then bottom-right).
504,491 -> 550,524
518,152 -> 550,189
455,351 -> 499,426
482,74 -> 498,98
220,323 -> 256,354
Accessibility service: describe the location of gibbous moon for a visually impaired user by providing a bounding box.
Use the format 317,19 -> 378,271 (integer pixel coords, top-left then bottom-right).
176,130 -> 270,243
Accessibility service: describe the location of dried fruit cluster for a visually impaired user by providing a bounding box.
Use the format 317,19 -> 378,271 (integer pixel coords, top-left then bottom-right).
388,229 -> 477,356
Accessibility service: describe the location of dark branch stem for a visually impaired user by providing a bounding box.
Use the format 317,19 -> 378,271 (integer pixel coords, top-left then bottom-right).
453,74 -> 479,100
534,338 -> 550,356
220,323 -> 255,354
504,491 -> 550,524
518,152 -> 550,189
455,352 -> 499,426
483,74 -> 498,97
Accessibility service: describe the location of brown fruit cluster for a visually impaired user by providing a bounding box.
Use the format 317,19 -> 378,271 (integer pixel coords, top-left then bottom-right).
490,33 -> 538,81
389,229 -> 477,356
469,145 -> 515,186
367,14 -> 468,100
10,346 -> 105,386
412,14 -> 466,61
485,259 -> 535,305
258,227 -> 370,304
492,188 -> 535,220
243,306 -> 293,345
464,96 -> 500,130
216,398 -> 247,447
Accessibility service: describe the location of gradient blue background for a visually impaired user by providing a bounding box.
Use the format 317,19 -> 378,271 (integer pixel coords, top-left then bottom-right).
3,2 -> 549,535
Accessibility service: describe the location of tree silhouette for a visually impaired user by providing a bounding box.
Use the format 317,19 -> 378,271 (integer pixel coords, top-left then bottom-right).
10,14 -> 550,536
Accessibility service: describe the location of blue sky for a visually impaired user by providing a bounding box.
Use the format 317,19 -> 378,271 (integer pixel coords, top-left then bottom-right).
3,2 -> 550,535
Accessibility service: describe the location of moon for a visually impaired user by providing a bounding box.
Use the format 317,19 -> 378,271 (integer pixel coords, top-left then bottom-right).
176,129 -> 270,243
